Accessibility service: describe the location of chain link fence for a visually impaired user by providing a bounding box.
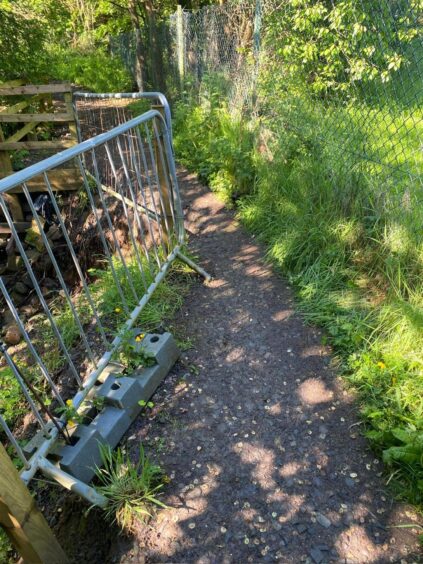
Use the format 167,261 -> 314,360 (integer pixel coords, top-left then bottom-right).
110,1 -> 422,209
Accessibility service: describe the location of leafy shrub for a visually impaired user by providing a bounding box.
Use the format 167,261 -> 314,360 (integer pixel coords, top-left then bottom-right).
264,0 -> 420,95
0,6 -> 49,81
50,47 -> 132,92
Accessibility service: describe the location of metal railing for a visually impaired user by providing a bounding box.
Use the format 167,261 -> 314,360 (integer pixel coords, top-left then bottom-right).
0,96 -> 209,503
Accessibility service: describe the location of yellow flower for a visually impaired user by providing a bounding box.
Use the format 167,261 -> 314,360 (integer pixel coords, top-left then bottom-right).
377,361 -> 386,370
66,399 -> 73,406
115,307 -> 122,313
68,419 -> 76,427
135,333 -> 145,342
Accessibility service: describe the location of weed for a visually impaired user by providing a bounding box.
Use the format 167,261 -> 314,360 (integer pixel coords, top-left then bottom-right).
112,330 -> 155,372
93,444 -> 167,532
138,400 -> 154,409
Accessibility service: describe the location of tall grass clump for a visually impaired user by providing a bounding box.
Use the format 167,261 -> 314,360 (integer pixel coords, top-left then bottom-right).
173,67 -> 423,507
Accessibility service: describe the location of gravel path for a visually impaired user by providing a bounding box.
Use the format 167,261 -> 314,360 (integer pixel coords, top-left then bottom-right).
112,170 -> 421,563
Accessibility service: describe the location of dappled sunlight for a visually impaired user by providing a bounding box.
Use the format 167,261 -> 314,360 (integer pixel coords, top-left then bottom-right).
235,443 -> 277,491
271,309 -> 293,322
102,169 -> 421,562
225,346 -> 246,363
297,378 -> 334,405
300,344 -> 327,358
279,461 -> 303,477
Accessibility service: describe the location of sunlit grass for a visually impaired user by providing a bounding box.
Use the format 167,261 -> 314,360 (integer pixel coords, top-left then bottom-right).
174,75 -> 423,508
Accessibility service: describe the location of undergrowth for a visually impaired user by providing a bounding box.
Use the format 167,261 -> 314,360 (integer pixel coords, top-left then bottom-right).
0,253 -> 192,434
173,74 -> 423,508
93,444 -> 167,532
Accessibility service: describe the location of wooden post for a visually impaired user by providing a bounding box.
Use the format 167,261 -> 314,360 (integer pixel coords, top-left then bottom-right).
176,5 -> 185,89
63,92 -> 78,144
0,443 -> 69,563
152,104 -> 174,250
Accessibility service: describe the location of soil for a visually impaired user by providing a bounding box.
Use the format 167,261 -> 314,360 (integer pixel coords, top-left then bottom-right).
52,169 -> 422,563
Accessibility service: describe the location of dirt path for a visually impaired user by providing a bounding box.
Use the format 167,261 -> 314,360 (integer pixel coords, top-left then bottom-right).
111,170 -> 421,563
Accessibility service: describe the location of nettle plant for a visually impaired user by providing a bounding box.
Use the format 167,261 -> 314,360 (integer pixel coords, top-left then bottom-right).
265,0 -> 420,95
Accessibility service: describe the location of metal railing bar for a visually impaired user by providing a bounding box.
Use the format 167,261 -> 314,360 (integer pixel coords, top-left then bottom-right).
0,344 -> 50,435
96,180 -> 160,224
142,123 -> 172,238
133,128 -> 168,255
126,133 -> 163,267
0,278 -> 65,407
38,456 -> 108,507
73,91 -> 173,143
77,157 -> 131,316
90,148 -> 140,304
160,115 -> 186,245
152,119 -> 178,230
0,109 -> 166,193
22,183 -> 94,379
114,136 -> 159,272
20,244 -> 182,484
0,414 -> 30,469
43,173 -> 109,349
104,140 -> 150,291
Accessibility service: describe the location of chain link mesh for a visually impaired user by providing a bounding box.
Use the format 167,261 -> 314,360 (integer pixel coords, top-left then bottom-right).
110,1 -> 422,210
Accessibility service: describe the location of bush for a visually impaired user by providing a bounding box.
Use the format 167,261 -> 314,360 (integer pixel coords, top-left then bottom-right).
50,47 -> 133,92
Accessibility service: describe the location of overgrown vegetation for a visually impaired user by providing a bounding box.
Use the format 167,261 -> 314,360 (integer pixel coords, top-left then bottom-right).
93,443 -> 167,531
0,0 -> 215,91
173,1 -> 423,507
0,254 -> 192,433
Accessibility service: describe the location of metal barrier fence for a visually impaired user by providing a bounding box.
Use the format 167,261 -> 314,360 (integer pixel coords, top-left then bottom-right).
0,95 -> 208,503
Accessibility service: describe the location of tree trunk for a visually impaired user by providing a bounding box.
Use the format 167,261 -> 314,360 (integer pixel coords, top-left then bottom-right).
129,0 -> 144,92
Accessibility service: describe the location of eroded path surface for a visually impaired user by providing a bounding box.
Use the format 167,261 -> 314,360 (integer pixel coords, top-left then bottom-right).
112,170 -> 421,563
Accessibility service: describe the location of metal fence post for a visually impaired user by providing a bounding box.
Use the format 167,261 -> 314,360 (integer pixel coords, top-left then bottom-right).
176,5 -> 185,89
0,443 -> 69,563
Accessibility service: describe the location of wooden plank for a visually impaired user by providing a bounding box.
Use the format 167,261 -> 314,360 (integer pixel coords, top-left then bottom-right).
0,113 -> 74,123
9,168 -> 82,193
3,194 -> 24,221
0,140 -> 75,151
64,92 -> 78,142
0,443 -> 69,563
0,124 -> 13,176
0,79 -> 25,89
0,222 -> 30,234
5,122 -> 38,143
0,100 -> 30,115
0,83 -> 72,96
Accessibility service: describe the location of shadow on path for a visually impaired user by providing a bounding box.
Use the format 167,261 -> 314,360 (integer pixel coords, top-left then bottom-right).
110,169 -> 421,564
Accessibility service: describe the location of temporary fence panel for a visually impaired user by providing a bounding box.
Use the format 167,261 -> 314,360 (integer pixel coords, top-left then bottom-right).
0,98 -> 209,504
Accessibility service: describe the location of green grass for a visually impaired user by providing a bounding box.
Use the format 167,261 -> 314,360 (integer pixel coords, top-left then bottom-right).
0,250 -> 193,559
173,73 -> 423,508
0,251 -> 193,433
93,443 -> 167,532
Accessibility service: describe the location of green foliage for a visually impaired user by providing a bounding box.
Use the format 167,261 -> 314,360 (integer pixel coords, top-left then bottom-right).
93,443 -> 167,531
174,78 -> 257,204
265,0 -> 421,95
112,330 -> 155,372
174,71 -> 423,507
49,47 -> 132,92
0,530 -> 12,564
0,3 -> 49,81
